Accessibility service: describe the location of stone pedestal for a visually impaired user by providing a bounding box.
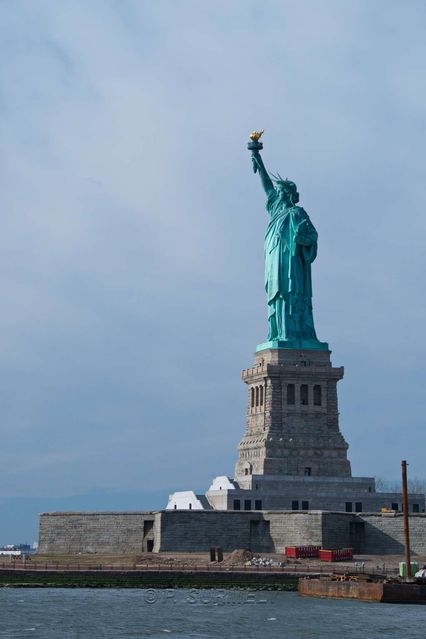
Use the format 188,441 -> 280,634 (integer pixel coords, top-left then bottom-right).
168,345 -> 423,515
234,348 -> 351,482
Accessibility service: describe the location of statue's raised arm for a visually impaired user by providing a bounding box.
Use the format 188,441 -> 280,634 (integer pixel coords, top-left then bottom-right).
247,131 -> 274,197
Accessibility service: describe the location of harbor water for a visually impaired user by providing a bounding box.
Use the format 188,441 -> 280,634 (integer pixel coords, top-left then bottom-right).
0,588 -> 425,638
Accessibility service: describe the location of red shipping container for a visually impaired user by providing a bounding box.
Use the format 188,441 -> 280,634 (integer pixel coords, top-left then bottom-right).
319,548 -> 353,562
285,545 -> 321,559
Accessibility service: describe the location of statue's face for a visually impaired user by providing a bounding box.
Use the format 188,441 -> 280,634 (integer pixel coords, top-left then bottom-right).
277,184 -> 292,203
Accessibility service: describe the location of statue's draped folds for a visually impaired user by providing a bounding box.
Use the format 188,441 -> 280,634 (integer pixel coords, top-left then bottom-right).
264,191 -> 319,344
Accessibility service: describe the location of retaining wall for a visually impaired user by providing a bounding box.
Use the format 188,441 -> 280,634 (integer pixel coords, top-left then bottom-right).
38,510 -> 426,556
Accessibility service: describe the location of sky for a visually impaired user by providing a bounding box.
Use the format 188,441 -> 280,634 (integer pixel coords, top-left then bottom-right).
1,0 -> 426,544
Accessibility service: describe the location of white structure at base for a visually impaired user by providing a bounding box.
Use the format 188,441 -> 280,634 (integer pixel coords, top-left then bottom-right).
167,478 -> 238,511
207,476 -> 237,492
166,490 -> 205,511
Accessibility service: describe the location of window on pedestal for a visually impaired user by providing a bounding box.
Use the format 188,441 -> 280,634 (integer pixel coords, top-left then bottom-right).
413,504 -> 420,513
255,386 -> 259,407
251,388 -> 255,408
260,385 -> 264,406
233,499 -> 241,510
292,500 -> 299,510
244,499 -> 251,511
304,467 -> 312,476
300,384 -> 309,405
287,384 -> 295,405
254,499 -> 262,510
391,503 -> 399,511
302,501 -> 309,510
345,502 -> 352,512
355,502 -> 362,512
313,384 -> 322,406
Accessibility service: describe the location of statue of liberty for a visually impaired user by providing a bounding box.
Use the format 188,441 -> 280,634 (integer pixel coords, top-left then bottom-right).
248,131 -> 327,351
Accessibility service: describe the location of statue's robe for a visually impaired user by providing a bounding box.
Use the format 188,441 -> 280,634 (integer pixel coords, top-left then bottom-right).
264,190 -> 319,342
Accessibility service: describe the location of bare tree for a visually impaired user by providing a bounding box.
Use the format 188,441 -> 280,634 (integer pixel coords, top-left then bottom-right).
374,477 -> 426,495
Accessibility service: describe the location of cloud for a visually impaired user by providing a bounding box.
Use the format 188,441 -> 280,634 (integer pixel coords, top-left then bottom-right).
0,0 -> 426,540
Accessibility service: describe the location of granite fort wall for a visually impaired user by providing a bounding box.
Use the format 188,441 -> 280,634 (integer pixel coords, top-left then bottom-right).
159,511 -> 253,552
38,511 -> 327,555
359,513 -> 426,555
38,512 -> 161,555
322,512 -> 354,549
38,510 -> 426,555
158,511 -> 324,553
267,512 -> 323,553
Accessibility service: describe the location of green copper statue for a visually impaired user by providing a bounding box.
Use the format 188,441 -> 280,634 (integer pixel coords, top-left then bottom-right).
248,131 -> 327,351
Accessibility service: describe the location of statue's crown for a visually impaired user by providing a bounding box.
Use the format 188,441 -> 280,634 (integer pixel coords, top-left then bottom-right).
271,172 -> 294,187
270,174 -> 299,204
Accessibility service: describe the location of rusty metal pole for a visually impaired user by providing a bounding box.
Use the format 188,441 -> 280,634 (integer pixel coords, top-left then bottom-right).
401,460 -> 411,580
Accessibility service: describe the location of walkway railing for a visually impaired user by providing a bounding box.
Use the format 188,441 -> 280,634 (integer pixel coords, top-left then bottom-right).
0,561 -> 399,577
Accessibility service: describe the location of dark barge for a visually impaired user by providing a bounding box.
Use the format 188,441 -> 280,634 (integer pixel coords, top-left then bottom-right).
298,575 -> 426,604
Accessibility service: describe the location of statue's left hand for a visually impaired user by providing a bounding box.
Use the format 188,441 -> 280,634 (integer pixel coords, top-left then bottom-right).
295,219 -> 318,246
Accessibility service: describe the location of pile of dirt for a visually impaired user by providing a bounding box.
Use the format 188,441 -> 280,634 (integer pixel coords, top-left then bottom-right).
223,549 -> 253,565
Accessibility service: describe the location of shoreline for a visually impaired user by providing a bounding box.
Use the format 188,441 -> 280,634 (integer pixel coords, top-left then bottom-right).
0,568 -> 299,590
1,551 -> 409,590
